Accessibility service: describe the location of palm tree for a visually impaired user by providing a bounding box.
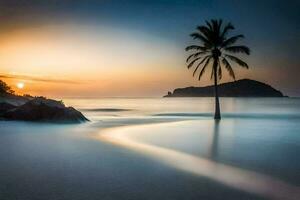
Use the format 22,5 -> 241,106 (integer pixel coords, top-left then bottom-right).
185,19 -> 250,120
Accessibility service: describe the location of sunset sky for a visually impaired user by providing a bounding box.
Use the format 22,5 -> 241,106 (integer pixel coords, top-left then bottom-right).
0,0 -> 299,97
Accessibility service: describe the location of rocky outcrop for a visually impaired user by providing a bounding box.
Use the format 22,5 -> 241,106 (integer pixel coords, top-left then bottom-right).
0,93 -> 31,106
0,102 -> 17,113
0,97 -> 89,123
164,79 -> 285,97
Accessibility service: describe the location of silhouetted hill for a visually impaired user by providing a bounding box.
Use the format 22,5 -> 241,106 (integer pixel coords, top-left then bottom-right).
164,79 -> 285,97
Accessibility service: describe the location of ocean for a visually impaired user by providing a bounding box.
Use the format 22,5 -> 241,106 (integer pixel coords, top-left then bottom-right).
0,97 -> 299,200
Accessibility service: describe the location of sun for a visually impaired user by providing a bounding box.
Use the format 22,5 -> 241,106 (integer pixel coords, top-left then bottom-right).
17,82 -> 25,89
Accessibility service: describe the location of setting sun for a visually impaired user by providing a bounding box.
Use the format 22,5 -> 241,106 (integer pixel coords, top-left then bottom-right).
17,82 -> 24,89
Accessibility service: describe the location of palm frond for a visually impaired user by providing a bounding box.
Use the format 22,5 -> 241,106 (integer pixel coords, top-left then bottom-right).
185,45 -> 207,52
197,26 -> 213,40
187,57 -> 202,69
205,20 -> 213,31
218,64 -> 222,80
199,57 -> 211,80
222,58 -> 236,80
225,54 -> 249,69
186,51 -> 209,63
210,19 -> 222,38
186,54 -> 196,63
193,56 -> 211,76
190,32 -> 211,46
221,34 -> 244,47
221,22 -> 234,38
211,19 -> 218,32
210,66 -> 215,80
225,45 -> 250,55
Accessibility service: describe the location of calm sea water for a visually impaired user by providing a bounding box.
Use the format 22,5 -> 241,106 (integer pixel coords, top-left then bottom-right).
0,97 -> 299,200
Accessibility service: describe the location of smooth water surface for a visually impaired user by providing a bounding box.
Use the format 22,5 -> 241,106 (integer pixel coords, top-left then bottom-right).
0,98 -> 299,200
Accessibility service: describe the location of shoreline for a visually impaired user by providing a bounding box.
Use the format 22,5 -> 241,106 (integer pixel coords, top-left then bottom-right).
93,120 -> 300,200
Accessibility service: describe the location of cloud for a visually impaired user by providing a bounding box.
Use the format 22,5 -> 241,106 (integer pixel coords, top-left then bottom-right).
0,73 -> 84,84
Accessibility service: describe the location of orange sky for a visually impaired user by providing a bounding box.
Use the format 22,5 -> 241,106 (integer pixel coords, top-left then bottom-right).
0,24 -> 267,98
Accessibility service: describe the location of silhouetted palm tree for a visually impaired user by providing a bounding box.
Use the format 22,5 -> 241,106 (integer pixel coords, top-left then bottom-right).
185,19 -> 250,120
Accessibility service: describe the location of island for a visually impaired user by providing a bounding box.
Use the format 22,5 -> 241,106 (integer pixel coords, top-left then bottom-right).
164,79 -> 285,97
0,80 -> 88,123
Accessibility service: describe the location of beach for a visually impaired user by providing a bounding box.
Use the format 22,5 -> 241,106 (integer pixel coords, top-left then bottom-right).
0,97 -> 300,200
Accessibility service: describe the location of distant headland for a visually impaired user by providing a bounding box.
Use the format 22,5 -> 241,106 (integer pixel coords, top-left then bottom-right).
164,79 -> 285,98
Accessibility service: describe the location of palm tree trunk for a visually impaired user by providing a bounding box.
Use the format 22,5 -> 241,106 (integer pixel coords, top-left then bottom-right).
213,59 -> 221,120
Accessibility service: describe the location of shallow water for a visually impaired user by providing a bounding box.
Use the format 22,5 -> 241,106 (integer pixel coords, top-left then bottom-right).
0,97 -> 299,200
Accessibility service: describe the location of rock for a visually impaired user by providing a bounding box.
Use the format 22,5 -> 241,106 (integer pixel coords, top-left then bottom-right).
2,97 -> 89,123
164,79 -> 285,97
0,93 -> 31,106
0,102 -> 17,113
